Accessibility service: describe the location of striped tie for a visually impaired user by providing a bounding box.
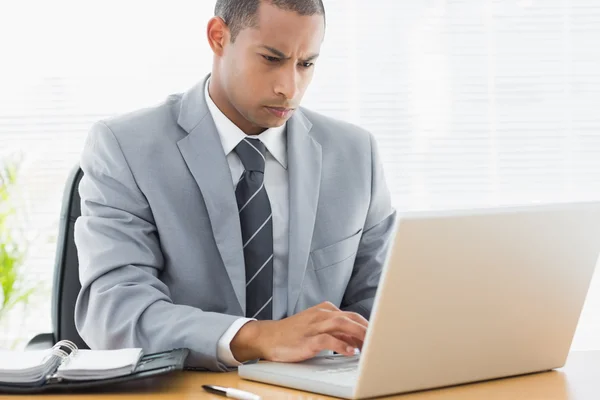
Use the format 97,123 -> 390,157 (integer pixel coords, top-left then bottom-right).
234,138 -> 273,320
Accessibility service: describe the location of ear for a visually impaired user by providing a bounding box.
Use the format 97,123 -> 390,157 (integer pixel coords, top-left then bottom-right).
207,16 -> 230,56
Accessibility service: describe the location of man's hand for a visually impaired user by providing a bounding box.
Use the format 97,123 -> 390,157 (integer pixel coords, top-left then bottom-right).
230,302 -> 368,363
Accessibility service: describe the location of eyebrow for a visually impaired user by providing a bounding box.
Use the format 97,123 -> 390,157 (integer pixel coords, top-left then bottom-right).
259,45 -> 320,62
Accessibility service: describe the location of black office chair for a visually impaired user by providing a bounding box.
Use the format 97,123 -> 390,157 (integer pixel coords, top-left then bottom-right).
27,164 -> 89,350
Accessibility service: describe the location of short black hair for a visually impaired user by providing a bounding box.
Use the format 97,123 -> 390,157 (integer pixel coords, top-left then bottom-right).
215,0 -> 326,43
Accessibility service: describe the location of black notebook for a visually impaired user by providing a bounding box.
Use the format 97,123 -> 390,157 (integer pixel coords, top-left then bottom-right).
0,340 -> 188,394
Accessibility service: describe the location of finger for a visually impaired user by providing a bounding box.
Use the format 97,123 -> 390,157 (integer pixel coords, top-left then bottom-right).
310,334 -> 355,356
313,301 -> 340,312
314,315 -> 368,342
314,310 -> 369,330
331,333 -> 363,350
339,311 -> 369,329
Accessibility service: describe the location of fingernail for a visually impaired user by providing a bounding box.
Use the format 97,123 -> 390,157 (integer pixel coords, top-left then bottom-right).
347,346 -> 354,353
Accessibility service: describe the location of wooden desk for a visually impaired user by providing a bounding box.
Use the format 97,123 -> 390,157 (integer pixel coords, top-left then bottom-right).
1,351 -> 598,399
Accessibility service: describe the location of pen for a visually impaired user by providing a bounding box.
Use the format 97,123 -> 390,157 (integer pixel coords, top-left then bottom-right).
202,384 -> 261,400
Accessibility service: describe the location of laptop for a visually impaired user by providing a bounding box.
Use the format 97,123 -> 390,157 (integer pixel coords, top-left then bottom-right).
239,202 -> 600,399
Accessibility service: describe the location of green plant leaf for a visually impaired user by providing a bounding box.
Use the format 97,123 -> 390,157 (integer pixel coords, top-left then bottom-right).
0,155 -> 35,321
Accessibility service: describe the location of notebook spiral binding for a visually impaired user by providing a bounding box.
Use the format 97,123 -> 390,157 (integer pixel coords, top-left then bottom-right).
42,340 -> 78,381
45,340 -> 78,362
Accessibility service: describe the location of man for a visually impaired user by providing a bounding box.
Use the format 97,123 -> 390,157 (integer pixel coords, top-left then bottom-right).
74,0 -> 396,372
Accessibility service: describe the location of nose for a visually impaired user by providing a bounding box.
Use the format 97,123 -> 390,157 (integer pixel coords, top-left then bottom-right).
273,66 -> 299,101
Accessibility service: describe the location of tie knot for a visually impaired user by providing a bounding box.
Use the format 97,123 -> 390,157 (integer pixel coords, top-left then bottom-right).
235,138 -> 267,173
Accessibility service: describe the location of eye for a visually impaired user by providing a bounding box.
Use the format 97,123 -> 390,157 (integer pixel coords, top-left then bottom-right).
262,55 -> 280,63
300,62 -> 314,68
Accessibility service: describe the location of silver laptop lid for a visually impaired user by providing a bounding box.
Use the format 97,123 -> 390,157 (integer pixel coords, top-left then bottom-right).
356,202 -> 600,398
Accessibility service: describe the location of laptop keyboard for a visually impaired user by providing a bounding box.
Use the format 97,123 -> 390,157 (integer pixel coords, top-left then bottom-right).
239,354 -> 360,388
316,354 -> 360,376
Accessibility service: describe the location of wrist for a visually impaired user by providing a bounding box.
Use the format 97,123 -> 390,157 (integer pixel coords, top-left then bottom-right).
230,320 -> 268,362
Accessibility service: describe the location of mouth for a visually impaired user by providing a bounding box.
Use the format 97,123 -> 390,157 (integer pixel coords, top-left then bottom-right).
265,106 -> 294,118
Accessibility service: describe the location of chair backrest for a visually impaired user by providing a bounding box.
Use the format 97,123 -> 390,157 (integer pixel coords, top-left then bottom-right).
51,164 -> 89,349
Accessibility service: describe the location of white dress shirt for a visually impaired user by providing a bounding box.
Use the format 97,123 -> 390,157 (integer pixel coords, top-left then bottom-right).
204,79 -> 290,367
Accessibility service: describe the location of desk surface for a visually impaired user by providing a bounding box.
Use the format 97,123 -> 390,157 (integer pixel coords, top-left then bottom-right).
2,351 -> 599,399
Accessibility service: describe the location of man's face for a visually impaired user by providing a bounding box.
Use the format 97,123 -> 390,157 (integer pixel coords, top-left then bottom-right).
219,2 -> 325,131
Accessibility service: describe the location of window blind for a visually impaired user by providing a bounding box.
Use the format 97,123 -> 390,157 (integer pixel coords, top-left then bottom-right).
1,0 -> 599,349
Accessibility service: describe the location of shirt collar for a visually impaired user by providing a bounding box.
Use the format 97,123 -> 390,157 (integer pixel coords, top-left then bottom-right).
204,79 -> 287,169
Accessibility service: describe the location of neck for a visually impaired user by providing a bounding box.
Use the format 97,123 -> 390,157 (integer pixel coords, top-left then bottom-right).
208,73 -> 265,136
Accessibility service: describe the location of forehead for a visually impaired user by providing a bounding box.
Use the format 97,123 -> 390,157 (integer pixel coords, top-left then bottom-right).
240,3 -> 325,52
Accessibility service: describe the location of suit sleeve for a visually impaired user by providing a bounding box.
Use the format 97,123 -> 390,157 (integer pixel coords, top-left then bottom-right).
74,122 -> 241,371
341,132 -> 397,319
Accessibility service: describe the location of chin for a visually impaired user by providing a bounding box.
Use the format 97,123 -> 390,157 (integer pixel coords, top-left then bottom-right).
254,116 -> 287,129
265,119 -> 287,128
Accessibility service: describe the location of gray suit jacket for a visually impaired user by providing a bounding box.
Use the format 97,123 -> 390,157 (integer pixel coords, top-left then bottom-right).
74,75 -> 397,371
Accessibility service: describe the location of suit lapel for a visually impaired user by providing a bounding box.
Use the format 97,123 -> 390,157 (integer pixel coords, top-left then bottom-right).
176,76 -> 246,314
286,111 -> 322,316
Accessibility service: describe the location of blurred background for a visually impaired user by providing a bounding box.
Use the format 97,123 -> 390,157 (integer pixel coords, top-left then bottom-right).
1,0 -> 599,350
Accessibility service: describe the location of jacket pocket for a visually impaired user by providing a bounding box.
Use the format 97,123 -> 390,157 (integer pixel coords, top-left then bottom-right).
310,229 -> 363,271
